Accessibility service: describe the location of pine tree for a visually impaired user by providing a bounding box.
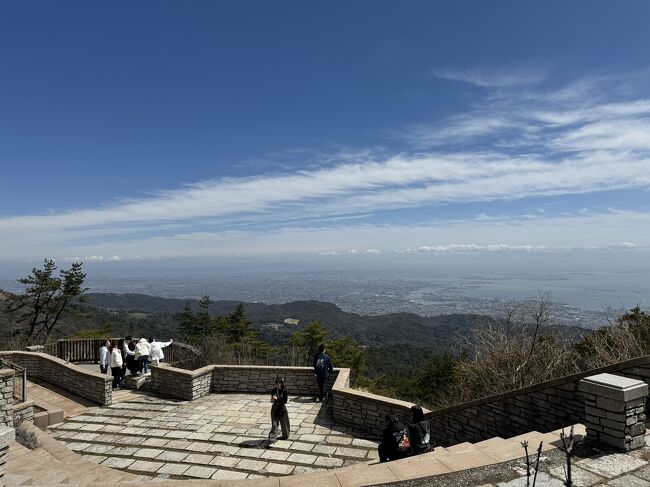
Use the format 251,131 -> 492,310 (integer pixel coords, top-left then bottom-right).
6,259 -> 88,343
197,294 -> 211,335
177,302 -> 196,337
290,320 -> 329,356
226,302 -> 257,343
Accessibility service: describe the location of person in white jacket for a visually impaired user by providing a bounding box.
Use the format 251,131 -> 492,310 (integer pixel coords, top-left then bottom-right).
99,340 -> 110,375
134,337 -> 152,375
148,337 -> 173,367
109,341 -> 123,390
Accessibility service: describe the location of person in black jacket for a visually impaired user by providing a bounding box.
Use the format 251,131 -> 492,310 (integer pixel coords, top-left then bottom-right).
268,377 -> 290,441
408,405 -> 434,454
378,414 -> 413,462
313,344 -> 334,402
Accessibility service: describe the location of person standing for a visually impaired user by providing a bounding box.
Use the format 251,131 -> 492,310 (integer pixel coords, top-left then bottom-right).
134,337 -> 151,375
268,377 -> 290,442
313,344 -> 334,402
148,337 -> 173,367
109,341 -> 123,390
122,336 -> 138,376
99,340 -> 110,375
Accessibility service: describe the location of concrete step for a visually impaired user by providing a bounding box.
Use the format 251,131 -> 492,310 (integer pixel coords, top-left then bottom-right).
446,442 -> 480,454
120,373 -> 151,391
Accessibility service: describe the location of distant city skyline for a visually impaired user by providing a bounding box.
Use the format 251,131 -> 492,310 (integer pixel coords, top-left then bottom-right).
1,2 -> 650,264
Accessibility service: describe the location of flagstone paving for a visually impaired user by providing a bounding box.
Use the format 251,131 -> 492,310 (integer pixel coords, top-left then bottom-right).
48,393 -> 379,481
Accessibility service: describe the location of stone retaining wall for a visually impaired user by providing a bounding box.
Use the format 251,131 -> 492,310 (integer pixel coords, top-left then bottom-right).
0,370 -> 14,487
427,355 -> 650,446
0,370 -> 13,429
13,401 -> 35,426
151,364 -> 339,400
0,352 -> 112,406
151,364 -> 213,401
0,427 -> 14,487
211,365 -> 338,395
331,369 -> 413,435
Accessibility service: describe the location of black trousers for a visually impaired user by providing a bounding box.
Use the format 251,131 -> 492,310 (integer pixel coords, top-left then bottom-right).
317,376 -> 326,400
269,410 -> 290,440
111,367 -> 121,389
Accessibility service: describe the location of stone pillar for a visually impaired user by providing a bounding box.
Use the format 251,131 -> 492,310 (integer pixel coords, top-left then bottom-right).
578,373 -> 647,451
0,369 -> 15,487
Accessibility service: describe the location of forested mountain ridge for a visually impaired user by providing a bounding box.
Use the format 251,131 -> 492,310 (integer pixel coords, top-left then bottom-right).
82,292 -> 486,349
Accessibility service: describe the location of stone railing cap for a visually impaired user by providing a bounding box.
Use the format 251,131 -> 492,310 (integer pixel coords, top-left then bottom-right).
579,372 -> 649,402
581,373 -> 646,390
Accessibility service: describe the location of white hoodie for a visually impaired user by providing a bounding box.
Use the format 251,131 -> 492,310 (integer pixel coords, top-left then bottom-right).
150,339 -> 173,361
110,348 -> 123,368
99,345 -> 109,367
134,338 -> 151,359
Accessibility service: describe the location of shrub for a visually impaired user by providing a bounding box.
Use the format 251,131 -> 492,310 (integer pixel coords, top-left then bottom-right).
15,423 -> 39,449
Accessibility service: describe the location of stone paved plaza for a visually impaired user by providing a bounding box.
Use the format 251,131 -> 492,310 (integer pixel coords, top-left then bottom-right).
48,393 -> 379,481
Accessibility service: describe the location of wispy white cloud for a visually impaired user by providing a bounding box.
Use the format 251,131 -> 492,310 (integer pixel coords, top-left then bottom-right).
2,69 -> 650,261
433,66 -> 547,87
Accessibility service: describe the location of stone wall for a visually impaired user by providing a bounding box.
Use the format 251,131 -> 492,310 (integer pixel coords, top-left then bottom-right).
0,427 -> 14,487
211,365 -> 338,395
0,369 -> 14,487
151,364 -> 213,401
13,401 -> 35,426
427,355 -> 650,446
331,369 -> 412,435
0,352 -> 112,406
0,370 -> 13,429
151,364 -> 339,400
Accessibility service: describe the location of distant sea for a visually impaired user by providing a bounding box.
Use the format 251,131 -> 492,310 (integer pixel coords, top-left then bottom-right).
1,250 -> 649,328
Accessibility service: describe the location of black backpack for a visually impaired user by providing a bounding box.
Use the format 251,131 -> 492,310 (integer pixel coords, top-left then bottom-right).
392,426 -> 412,453
409,421 -> 431,453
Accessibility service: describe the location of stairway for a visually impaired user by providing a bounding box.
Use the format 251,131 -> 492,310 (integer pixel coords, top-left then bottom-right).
377,424 -> 586,482
5,424 -> 152,487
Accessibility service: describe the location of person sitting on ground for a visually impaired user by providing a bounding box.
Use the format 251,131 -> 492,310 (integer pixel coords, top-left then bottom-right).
268,377 -> 290,442
313,344 -> 334,402
134,337 -> 151,375
148,337 -> 173,367
99,340 -> 110,375
378,414 -> 413,462
109,340 -> 123,390
408,405 -> 433,455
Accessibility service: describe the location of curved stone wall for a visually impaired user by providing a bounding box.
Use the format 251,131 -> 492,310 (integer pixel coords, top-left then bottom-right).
0,351 -> 112,406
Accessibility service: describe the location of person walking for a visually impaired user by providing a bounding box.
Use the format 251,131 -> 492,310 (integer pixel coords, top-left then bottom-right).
109,340 -> 123,390
313,344 -> 334,402
148,337 -> 173,367
268,377 -> 290,442
134,337 -> 151,375
99,340 -> 110,374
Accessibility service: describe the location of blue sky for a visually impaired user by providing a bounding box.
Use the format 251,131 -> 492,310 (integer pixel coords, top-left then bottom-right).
1,1 -> 650,263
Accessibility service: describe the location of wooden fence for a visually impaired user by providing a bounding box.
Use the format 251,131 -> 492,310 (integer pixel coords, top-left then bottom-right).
40,338 -> 200,367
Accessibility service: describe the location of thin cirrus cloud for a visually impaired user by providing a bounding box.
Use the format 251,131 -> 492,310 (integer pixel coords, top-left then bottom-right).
2,69 -> 650,261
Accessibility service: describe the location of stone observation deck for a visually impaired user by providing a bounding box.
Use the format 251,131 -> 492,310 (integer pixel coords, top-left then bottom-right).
49,392 -> 378,480
1,343 -> 650,486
